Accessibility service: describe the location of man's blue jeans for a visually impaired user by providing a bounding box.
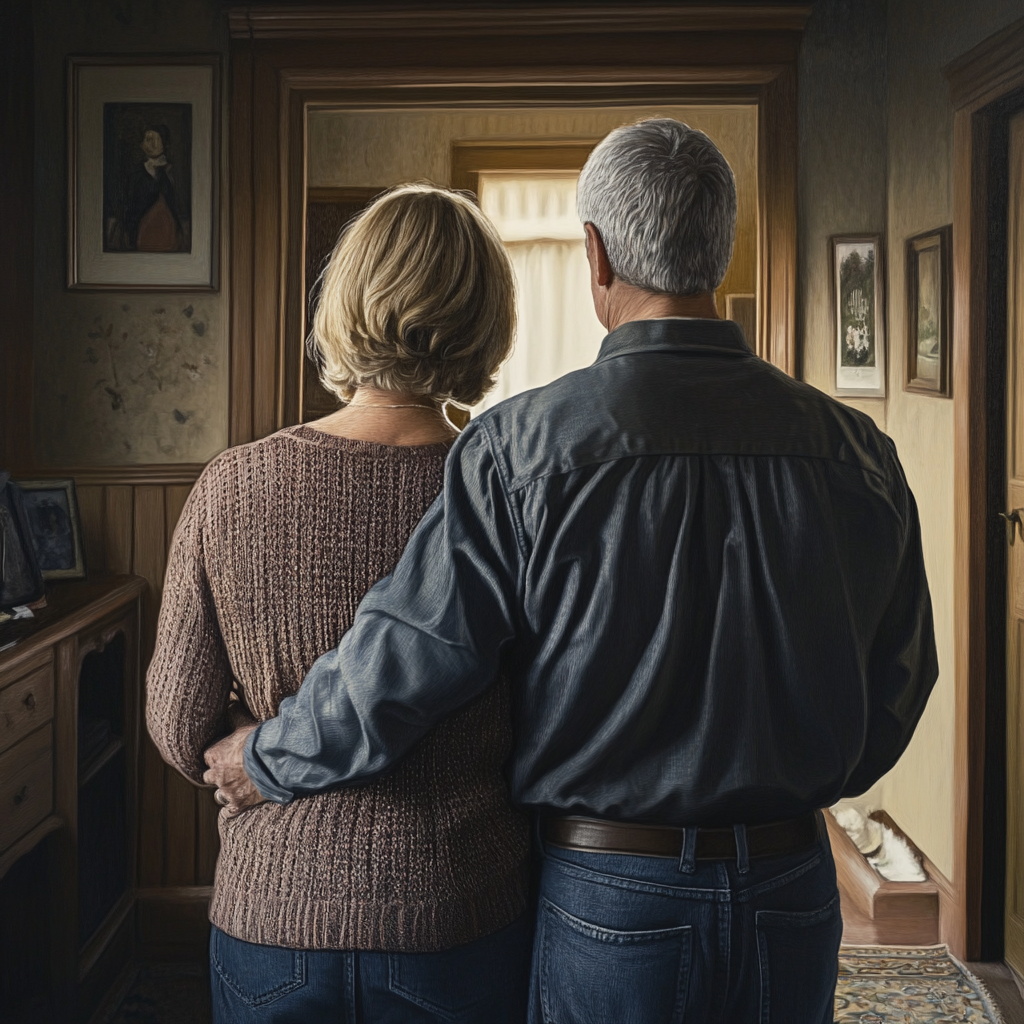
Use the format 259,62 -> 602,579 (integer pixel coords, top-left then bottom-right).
528,813 -> 842,1024
210,914 -> 531,1023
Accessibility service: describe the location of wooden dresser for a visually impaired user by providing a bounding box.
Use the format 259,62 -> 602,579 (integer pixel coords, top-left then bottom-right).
0,575 -> 146,1023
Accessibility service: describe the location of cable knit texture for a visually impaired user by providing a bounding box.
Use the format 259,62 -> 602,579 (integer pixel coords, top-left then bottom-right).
146,425 -> 529,951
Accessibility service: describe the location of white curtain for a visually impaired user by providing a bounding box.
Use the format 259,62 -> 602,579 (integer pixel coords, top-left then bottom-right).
475,174 -> 606,413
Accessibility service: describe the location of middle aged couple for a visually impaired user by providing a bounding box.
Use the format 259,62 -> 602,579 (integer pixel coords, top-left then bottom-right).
148,118 -> 937,1024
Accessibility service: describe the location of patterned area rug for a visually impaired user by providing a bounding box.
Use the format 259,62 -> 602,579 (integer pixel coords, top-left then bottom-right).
99,947 -> 1003,1023
837,946 -> 1004,1022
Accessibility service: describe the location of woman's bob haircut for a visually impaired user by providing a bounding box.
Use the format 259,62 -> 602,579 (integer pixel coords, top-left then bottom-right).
309,183 -> 516,408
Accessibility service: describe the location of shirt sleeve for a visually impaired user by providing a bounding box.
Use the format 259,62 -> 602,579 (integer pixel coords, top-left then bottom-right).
244,420 -> 524,804
146,469 -> 234,784
842,438 -> 939,796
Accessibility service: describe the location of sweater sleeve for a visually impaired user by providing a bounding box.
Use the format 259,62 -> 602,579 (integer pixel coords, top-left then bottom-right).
146,467 -> 233,784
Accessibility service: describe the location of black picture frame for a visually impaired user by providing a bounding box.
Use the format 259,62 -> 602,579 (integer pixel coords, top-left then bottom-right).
16,479 -> 87,580
905,225 -> 952,397
832,234 -> 886,398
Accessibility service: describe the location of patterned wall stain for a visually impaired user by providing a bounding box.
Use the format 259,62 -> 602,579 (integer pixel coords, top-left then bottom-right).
37,297 -> 228,464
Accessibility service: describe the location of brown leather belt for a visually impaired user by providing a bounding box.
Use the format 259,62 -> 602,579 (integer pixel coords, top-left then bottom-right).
544,812 -> 819,861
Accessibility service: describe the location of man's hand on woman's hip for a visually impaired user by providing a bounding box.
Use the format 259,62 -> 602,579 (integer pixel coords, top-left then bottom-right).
203,724 -> 265,817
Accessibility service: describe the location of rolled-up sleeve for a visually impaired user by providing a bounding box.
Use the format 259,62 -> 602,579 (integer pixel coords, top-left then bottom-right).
244,420 -> 524,804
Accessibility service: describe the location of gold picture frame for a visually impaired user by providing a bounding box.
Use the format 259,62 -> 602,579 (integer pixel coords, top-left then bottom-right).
905,225 -> 952,397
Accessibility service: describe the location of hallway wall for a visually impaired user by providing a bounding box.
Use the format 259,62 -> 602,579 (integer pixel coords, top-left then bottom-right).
878,0 -> 1024,886
26,0 -> 232,948
32,0 -> 230,467
799,0 -> 1024,883
797,0 -> 888,430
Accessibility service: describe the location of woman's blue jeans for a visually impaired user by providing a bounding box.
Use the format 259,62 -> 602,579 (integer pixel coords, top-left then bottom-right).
210,915 -> 531,1024
528,813 -> 842,1024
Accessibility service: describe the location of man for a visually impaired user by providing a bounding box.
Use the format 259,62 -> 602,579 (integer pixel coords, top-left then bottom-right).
207,119 -> 937,1022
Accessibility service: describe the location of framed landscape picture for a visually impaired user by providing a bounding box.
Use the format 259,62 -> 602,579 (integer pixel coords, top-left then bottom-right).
832,235 -> 886,397
905,225 -> 952,397
16,479 -> 86,581
68,56 -> 219,290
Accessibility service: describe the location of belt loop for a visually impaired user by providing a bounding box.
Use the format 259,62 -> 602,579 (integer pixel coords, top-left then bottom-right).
678,827 -> 698,874
733,824 -> 750,874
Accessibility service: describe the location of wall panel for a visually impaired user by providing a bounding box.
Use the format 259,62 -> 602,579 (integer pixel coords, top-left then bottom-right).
48,467 -> 212,932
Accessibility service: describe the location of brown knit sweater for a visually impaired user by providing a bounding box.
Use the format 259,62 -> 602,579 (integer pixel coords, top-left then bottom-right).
146,425 -> 529,951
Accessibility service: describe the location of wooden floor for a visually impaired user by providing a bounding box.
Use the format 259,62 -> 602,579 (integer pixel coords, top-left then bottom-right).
965,961 -> 1024,1024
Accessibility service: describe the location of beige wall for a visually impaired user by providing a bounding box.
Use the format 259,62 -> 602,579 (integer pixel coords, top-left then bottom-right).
801,0 -> 1024,880
797,0 -> 888,431
32,0 -> 230,466
877,0 -> 1024,884
307,105 -> 757,302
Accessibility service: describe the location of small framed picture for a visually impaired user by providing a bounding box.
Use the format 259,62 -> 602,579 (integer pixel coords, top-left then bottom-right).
832,235 -> 886,397
15,480 -> 87,581
68,56 -> 219,290
905,226 -> 952,397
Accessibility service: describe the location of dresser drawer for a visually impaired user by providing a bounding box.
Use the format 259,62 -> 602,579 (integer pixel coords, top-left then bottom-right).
0,725 -> 53,852
0,662 -> 55,756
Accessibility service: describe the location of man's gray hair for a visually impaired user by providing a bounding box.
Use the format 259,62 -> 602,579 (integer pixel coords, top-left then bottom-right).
577,118 -> 737,295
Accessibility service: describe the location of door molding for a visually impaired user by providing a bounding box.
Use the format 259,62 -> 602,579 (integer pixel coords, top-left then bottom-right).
227,5 -> 814,39
944,14 -> 1024,960
226,4 -> 809,443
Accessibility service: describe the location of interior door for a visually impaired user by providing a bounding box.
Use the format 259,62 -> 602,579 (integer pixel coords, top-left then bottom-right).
1005,110 -> 1024,978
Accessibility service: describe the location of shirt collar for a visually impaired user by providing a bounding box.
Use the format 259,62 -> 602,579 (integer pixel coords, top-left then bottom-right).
594,317 -> 753,365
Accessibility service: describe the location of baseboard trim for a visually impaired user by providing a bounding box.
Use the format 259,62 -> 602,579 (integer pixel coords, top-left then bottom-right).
11,465 -> 207,486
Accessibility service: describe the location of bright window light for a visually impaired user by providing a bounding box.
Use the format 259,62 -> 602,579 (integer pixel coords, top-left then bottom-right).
475,173 -> 606,413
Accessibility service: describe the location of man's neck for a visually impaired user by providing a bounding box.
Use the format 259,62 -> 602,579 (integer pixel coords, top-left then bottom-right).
601,285 -> 719,333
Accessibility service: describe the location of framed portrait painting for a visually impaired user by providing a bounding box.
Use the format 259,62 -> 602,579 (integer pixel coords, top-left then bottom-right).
15,479 -> 86,581
832,235 -> 886,397
905,225 -> 952,397
68,56 -> 219,290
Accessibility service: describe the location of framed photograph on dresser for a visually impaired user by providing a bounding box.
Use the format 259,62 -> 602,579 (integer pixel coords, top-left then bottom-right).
832,235 -> 886,397
67,56 -> 219,290
15,479 -> 86,580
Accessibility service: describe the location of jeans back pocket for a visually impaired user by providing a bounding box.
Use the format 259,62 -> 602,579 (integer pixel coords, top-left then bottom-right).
538,898 -> 692,1024
755,894 -> 842,1024
210,927 -> 307,1008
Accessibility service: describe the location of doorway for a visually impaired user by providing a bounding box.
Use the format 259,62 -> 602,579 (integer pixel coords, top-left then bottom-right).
1005,106 -> 1024,980
298,105 -> 759,423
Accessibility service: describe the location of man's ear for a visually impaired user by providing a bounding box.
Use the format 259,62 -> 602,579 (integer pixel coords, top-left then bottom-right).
584,223 -> 614,288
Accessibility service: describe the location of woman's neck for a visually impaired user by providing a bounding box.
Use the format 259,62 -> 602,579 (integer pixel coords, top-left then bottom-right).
306,386 -> 460,446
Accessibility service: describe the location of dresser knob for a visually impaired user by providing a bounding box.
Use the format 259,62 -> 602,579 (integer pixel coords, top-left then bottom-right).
13,785 -> 28,805
22,692 -> 35,710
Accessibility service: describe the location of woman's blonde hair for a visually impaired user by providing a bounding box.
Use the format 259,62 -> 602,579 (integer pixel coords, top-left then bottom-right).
309,183 -> 516,407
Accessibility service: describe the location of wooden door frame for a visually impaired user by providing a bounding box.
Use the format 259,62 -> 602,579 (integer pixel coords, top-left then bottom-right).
943,15 -> 1024,961
226,4 -> 810,444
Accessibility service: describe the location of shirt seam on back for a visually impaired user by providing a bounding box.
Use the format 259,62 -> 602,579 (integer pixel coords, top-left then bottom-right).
478,417 -> 530,564
505,449 -> 890,495
593,346 -> 753,366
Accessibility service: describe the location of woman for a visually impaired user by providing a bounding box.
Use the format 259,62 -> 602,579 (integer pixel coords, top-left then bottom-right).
146,184 -> 529,1023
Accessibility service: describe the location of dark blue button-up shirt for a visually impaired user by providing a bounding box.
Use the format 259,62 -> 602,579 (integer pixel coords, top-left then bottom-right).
245,318 -> 937,826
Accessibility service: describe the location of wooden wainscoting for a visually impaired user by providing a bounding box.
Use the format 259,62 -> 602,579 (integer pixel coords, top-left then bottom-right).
37,463 -> 216,954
